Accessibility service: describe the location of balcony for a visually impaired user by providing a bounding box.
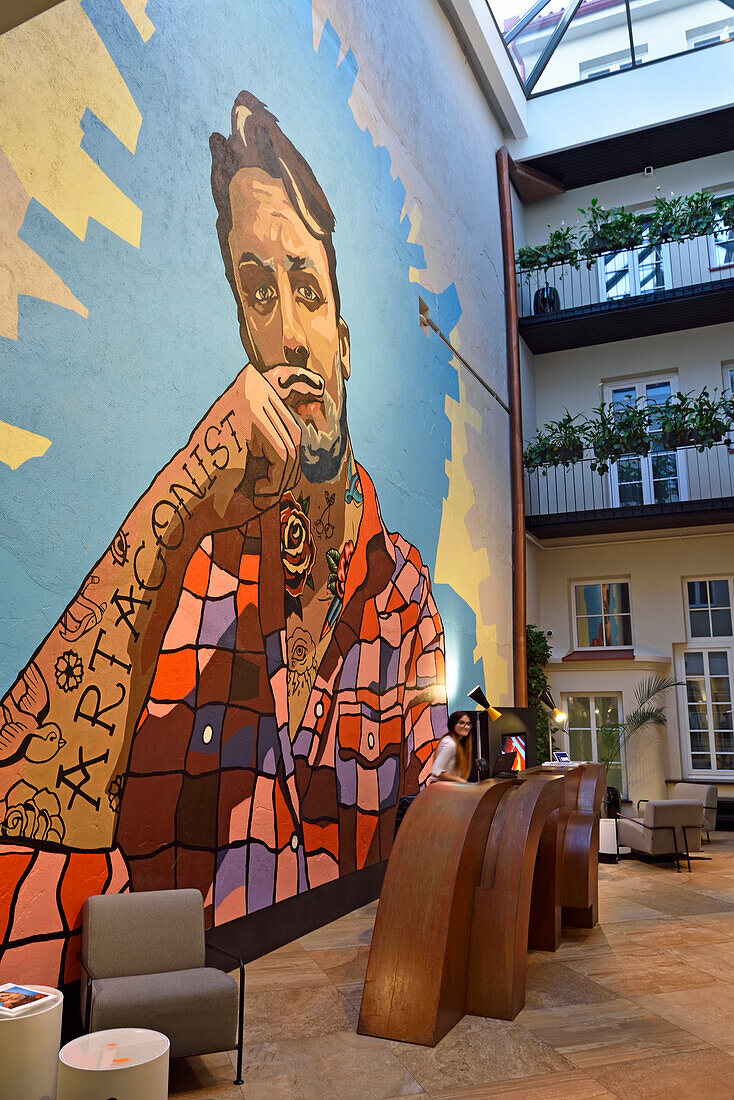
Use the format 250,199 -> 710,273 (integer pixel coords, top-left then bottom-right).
518,232 -> 734,354
525,440 -> 734,538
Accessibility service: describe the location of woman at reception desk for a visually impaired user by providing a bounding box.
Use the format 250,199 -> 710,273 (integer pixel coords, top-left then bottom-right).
429,711 -> 473,784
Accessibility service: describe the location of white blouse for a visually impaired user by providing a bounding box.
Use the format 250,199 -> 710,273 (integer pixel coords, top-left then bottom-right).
430,735 -> 461,779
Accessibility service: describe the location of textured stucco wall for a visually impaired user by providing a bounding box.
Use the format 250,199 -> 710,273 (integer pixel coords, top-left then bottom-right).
0,0 -> 513,986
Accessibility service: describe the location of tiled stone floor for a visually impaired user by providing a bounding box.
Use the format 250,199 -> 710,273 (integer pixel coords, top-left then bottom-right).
169,834 -> 734,1099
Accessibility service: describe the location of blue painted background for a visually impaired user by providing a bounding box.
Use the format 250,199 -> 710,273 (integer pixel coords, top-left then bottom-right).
0,0 -> 483,708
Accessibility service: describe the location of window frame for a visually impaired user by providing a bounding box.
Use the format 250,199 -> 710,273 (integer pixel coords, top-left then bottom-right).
602,374 -> 688,508
597,228 -> 672,304
571,578 -> 634,652
675,643 -> 734,778
561,690 -> 627,794
684,576 -> 734,642
708,211 -> 734,272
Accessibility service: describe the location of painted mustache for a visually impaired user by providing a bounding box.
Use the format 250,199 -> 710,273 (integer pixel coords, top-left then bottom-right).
264,364 -> 325,402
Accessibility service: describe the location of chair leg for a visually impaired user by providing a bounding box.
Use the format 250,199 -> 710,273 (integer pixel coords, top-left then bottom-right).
84,976 -> 92,1033
707,830 -> 711,843
234,962 -> 245,1085
671,827 -> 680,872
683,828 -> 692,873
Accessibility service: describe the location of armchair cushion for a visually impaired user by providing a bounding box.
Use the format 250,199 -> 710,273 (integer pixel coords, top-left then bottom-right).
83,888 -> 205,979
89,967 -> 238,1059
672,783 -> 718,832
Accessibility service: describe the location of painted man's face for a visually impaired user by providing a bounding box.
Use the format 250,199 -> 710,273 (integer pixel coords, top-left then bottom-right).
228,167 -> 350,482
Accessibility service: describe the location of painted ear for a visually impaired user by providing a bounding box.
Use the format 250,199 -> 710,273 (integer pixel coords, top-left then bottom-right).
338,318 -> 351,380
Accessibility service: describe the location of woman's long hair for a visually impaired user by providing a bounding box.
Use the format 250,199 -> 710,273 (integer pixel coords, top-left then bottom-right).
447,710 -> 474,780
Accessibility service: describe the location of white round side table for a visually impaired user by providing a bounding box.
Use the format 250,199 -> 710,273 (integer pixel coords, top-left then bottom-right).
0,984 -> 63,1100
58,1027 -> 169,1100
599,816 -> 631,860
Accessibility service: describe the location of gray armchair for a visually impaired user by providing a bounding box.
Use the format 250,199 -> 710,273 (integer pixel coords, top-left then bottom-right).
617,799 -> 703,872
672,782 -> 718,841
79,888 -> 244,1084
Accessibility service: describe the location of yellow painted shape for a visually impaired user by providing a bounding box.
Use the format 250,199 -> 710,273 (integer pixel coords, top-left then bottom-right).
0,150 -> 87,340
119,0 -> 155,41
434,335 -> 510,702
0,420 -> 51,470
0,1 -> 142,246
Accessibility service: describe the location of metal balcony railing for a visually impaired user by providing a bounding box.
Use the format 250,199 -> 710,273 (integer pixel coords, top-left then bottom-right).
517,231 -> 734,321
525,441 -> 734,531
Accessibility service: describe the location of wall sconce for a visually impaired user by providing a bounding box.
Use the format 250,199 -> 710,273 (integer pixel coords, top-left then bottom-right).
468,685 -> 502,722
538,689 -> 566,724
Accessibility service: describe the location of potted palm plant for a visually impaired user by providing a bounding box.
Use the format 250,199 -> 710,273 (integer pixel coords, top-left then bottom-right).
596,674 -> 680,818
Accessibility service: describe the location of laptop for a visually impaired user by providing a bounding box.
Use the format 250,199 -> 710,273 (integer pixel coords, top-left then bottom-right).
553,750 -> 571,764
492,750 -> 517,777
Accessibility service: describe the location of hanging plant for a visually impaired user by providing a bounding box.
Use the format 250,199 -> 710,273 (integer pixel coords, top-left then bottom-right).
518,189 -> 734,275
684,191 -> 720,239
688,387 -> 732,450
516,224 -> 579,285
648,192 -> 688,244
578,198 -> 645,254
586,400 -> 650,475
523,412 -> 585,474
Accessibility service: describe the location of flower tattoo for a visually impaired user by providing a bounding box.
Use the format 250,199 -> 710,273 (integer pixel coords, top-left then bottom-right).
108,774 -> 126,814
1,780 -> 65,843
287,627 -> 317,697
280,491 -> 316,599
54,650 -> 84,693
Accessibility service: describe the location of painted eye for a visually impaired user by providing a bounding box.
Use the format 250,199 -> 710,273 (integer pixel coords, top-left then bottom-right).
253,284 -> 274,304
298,285 -> 319,302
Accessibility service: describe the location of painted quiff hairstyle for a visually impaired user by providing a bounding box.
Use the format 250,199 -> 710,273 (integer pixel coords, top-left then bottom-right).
210,91 -> 340,354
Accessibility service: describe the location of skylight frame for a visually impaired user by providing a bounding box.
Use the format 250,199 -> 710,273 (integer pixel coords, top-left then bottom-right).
482,0 -> 734,99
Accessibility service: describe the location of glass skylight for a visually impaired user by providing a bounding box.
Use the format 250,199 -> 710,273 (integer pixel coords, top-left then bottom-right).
488,0 -> 734,95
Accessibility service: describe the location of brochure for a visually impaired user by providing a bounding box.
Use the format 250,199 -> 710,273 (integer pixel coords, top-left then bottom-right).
0,984 -> 53,1015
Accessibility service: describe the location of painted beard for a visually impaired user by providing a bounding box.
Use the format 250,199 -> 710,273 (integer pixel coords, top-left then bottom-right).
297,363 -> 348,484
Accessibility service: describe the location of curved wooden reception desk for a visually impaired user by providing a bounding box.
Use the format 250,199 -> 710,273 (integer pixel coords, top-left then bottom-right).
358,764 -> 605,1045
524,763 -> 606,929
358,773 -> 564,1045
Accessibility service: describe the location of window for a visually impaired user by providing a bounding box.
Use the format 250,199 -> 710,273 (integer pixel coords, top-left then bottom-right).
574,582 -> 632,648
687,23 -> 733,49
687,580 -> 733,638
598,228 -> 670,303
709,210 -> 734,269
579,47 -> 647,80
683,650 -> 734,772
605,377 -> 687,508
564,694 -> 624,792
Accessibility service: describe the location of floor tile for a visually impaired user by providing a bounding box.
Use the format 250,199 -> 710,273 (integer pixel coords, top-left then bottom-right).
242,981 -> 355,1044
665,937 -> 734,984
632,980 -> 734,1049
168,1052 -> 244,1098
388,1015 -> 571,1094
304,942 -> 371,990
586,1046 -> 734,1100
517,998 -> 708,1068
430,1068 -> 618,1098
524,956 -> 620,1008
563,948 -> 717,996
596,896 -> 666,922
239,1032 -> 424,1100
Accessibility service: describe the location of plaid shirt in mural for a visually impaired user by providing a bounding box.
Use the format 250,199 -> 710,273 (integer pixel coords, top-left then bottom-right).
116,464 -> 446,926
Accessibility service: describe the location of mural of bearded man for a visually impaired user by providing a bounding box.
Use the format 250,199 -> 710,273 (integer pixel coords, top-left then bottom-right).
0,92 -> 448,982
